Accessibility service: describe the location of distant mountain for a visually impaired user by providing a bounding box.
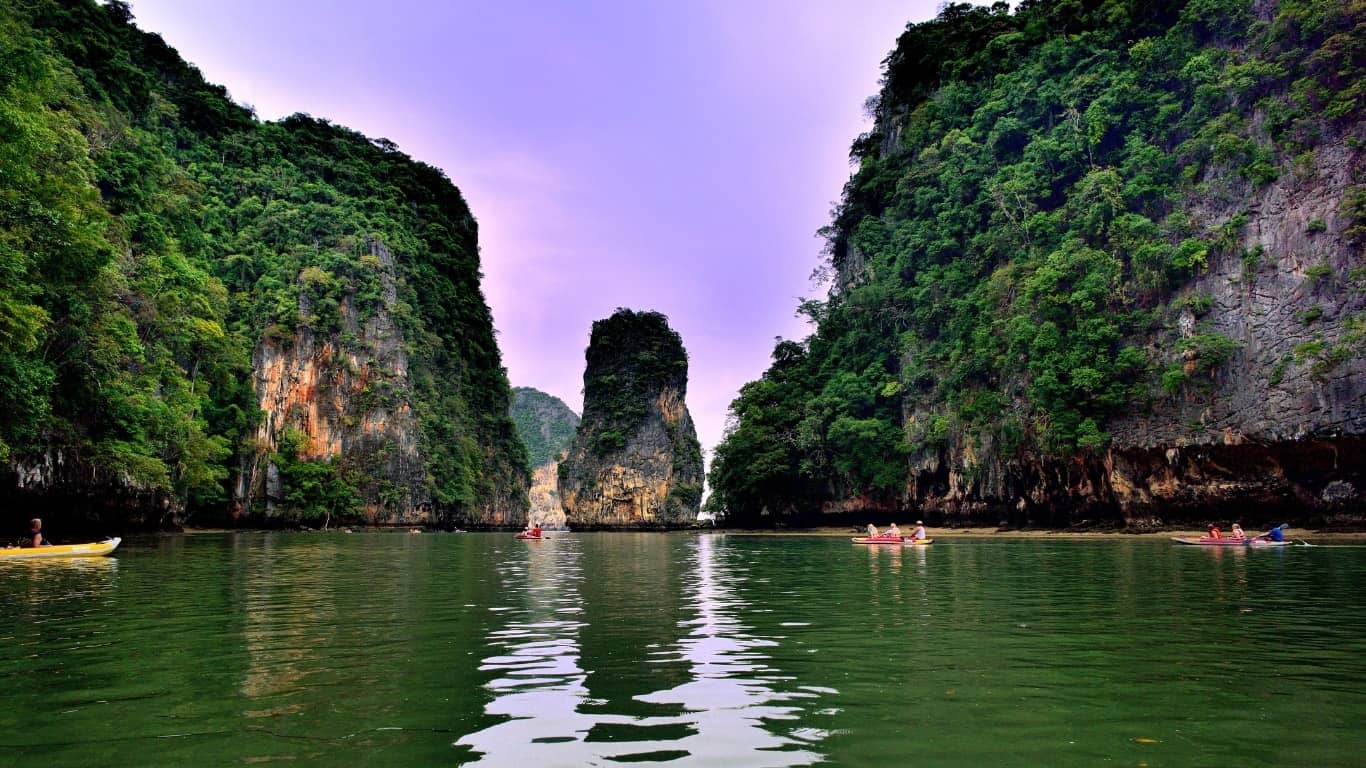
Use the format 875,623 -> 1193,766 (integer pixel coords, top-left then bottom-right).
509,387 -> 579,528
509,388 -> 580,469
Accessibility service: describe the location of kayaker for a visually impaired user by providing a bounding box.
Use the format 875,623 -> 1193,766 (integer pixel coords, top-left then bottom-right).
910,521 -> 927,541
866,523 -> 879,538
1230,523 -> 1245,539
1258,524 -> 1288,542
885,522 -> 902,539
23,518 -> 49,548
1207,525 -> 1222,539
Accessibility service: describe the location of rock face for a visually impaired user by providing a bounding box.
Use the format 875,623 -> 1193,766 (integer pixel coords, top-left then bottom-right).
509,387 -> 580,529
902,128 -> 1366,528
558,310 -> 704,528
527,462 -> 567,530
236,239 -> 431,525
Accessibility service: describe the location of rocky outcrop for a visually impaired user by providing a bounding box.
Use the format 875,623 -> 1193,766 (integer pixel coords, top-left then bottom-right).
509,387 -> 580,529
558,310 -> 704,528
1,448 -> 174,535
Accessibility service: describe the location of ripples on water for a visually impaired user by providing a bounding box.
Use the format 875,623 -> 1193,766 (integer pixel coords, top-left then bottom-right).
1,533 -> 1364,767
455,534 -> 825,766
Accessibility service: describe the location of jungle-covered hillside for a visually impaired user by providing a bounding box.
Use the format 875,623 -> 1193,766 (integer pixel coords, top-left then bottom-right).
0,0 -> 528,527
709,0 -> 1365,526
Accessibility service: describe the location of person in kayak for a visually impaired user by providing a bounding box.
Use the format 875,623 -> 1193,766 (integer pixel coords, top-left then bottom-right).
23,518 -> 50,547
1230,523 -> 1245,539
1258,524 -> 1288,542
866,523 -> 879,538
884,522 -> 902,539
910,521 -> 927,541
1207,525 -> 1222,539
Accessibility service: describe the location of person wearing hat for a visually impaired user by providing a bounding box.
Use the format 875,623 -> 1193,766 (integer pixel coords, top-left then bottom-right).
910,520 -> 927,541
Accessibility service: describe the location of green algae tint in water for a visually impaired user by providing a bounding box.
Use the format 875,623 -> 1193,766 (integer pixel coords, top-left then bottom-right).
1,533 -> 1364,767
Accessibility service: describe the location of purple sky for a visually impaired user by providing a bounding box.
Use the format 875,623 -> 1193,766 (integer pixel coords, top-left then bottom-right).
127,0 -> 947,461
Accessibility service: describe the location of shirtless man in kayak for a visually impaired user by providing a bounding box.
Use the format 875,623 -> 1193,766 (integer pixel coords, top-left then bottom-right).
884,522 -> 902,539
23,518 -> 50,548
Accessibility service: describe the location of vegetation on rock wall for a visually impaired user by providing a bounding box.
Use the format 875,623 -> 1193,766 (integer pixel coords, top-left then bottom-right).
709,0 -> 1364,523
577,309 -> 691,456
0,0 -> 527,522
509,387 -> 580,468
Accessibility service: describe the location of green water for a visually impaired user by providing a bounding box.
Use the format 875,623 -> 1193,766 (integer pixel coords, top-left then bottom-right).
2,533 -> 1364,767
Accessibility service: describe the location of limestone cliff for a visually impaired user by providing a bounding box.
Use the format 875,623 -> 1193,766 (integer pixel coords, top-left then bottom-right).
509,387 -> 580,528
709,0 -> 1366,529
527,462 -> 567,530
558,310 -> 704,528
0,3 -> 530,532
900,126 -> 1365,528
236,239 -> 429,525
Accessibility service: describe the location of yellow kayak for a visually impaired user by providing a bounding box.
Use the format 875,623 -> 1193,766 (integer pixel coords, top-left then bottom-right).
0,538 -> 121,560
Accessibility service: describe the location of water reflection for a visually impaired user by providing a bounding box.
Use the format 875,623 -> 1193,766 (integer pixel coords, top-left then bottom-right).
0,557 -> 118,625
634,534 -> 826,765
457,534 -> 829,766
455,537 -> 591,763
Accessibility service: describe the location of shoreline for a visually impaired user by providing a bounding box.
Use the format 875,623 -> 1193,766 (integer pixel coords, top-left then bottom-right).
166,525 -> 1366,541
714,526 -> 1366,541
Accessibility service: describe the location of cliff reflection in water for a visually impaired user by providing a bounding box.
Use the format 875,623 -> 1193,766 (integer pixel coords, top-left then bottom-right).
456,534 -> 829,766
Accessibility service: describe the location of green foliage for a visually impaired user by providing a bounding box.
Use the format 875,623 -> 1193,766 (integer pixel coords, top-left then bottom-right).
1180,332 -> 1241,372
1173,293 -> 1216,315
1269,354 -> 1293,387
508,387 -> 580,468
1306,218 -> 1327,233
1162,364 -> 1190,395
1345,185 -> 1366,243
580,309 -> 689,455
711,0 -> 1348,523
1241,244 -> 1265,280
1305,262 -> 1334,284
270,427 -> 360,523
0,1 -> 527,520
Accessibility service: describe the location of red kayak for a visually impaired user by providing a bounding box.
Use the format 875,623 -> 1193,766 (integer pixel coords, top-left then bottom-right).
852,536 -> 934,546
1171,537 -> 1289,547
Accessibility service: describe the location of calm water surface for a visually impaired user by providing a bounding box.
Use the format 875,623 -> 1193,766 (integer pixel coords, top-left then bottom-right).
1,532 -> 1364,767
